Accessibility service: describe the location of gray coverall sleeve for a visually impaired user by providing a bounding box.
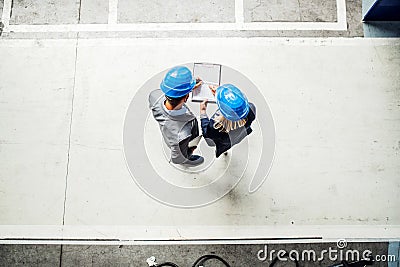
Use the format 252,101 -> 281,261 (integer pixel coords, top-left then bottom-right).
148,90 -> 163,109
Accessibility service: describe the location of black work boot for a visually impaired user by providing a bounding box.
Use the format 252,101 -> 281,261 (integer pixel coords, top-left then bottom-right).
181,155 -> 204,166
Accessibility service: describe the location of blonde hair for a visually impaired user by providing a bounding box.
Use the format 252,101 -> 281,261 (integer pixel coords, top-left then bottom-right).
213,115 -> 247,133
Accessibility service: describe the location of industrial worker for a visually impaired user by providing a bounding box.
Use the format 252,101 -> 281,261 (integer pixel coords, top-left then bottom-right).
149,66 -> 204,166
199,84 -> 256,157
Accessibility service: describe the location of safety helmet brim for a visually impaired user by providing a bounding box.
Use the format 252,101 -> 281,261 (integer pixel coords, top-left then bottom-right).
160,66 -> 196,98
160,78 -> 196,98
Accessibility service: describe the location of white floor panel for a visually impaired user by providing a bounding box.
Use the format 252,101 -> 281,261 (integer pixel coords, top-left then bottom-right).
67,38 -> 400,226
0,38 -> 399,240
0,40 -> 76,225
0,144 -> 69,224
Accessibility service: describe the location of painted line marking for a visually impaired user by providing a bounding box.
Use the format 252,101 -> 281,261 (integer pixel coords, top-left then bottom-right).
2,0 -> 347,33
1,0 -> 12,33
336,0 -> 347,29
0,239 -> 324,246
235,0 -> 245,24
108,0 -> 118,24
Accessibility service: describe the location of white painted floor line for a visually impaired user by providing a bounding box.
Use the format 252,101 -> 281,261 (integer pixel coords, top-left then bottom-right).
0,240 -> 358,246
1,0 -> 347,33
336,0 -> 348,30
235,0 -> 245,24
7,21 -> 346,33
108,0 -> 118,24
1,0 -> 12,33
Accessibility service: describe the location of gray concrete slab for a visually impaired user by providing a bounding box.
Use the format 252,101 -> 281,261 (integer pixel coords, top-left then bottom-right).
0,39 -> 76,224
0,242 -> 391,267
0,0 -> 4,23
118,0 -> 235,23
347,0 -> 364,37
244,0 -> 301,22
58,38 -> 400,229
9,0 -> 80,25
60,242 -> 388,267
0,0 -> 364,37
79,0 -> 109,24
244,0 -> 337,22
299,0 -> 337,22
0,245 -> 61,267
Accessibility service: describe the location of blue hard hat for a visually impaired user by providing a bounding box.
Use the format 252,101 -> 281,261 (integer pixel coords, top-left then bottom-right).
160,66 -> 196,98
216,84 -> 250,121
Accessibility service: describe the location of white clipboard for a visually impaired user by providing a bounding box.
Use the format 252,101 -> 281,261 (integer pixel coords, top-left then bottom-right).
192,63 -> 221,103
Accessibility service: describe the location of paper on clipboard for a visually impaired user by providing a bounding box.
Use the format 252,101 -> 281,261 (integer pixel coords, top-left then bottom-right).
192,63 -> 221,103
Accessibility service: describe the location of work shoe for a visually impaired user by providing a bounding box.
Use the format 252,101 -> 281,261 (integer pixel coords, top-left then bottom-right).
181,155 -> 204,166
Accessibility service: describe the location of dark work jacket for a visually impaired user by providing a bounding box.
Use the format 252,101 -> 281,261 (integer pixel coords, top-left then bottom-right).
201,103 -> 256,158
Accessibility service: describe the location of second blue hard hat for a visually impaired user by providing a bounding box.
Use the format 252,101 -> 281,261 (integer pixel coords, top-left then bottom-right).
216,84 -> 250,121
160,66 -> 196,98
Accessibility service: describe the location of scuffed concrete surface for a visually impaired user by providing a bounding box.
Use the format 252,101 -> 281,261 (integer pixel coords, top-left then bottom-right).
2,0 -> 364,37
118,0 -> 235,23
244,0 -> 337,22
0,245 -> 61,267
9,0 -> 80,25
0,243 -> 389,267
79,0 -> 108,24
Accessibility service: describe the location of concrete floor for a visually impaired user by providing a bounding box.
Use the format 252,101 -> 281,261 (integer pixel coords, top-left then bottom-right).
118,0 -> 235,23
0,1 -> 3,22
0,242 -> 393,266
0,0 -> 400,265
0,38 -> 399,240
10,0 -> 339,24
243,0 -> 338,22
1,0 -> 363,38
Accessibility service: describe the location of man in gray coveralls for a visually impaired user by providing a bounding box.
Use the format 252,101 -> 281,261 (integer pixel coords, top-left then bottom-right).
148,66 -> 204,166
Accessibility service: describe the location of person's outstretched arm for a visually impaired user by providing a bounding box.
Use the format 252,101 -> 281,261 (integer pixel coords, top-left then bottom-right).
200,100 -> 210,137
